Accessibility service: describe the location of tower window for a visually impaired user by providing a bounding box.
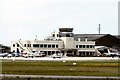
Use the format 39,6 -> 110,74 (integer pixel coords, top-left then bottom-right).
66,34 -> 70,37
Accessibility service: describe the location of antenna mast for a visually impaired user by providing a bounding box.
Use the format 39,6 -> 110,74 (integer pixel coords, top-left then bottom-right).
98,24 -> 101,34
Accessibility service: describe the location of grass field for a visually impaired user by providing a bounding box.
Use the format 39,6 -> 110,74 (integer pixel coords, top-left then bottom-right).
2,60 -> 120,77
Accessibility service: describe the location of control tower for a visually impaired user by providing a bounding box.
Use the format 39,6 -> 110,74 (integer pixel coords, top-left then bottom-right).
59,28 -> 74,49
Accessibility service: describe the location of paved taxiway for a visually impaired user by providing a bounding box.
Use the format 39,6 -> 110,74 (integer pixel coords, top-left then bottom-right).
0,57 -> 119,61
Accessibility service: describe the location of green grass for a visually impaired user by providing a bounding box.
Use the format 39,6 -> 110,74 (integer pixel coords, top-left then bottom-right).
2,60 -> 120,76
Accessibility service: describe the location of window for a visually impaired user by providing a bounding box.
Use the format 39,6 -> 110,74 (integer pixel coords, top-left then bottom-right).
44,51 -> 47,54
67,51 -> 72,53
17,44 -> 19,47
79,45 -> 82,48
48,51 -> 51,55
13,44 -> 15,47
53,34 -> 55,37
90,52 -> 93,55
81,39 -> 85,41
52,44 -> 55,48
90,45 -> 92,48
48,45 -> 51,48
27,44 -> 29,47
59,35 -> 61,37
33,44 -> 39,47
104,49 -> 108,53
27,44 -> 31,47
57,34 -> 59,37
83,45 -> 85,48
90,45 -> 94,48
44,44 -> 47,48
24,44 -> 26,47
56,45 -> 58,48
76,45 -> 78,48
13,50 -> 15,53
86,52 -> 89,56
29,44 -> 31,47
52,51 -> 55,55
66,34 -> 70,37
40,44 -> 43,48
87,45 -> 89,48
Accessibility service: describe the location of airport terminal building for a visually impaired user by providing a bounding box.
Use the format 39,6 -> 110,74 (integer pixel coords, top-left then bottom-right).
11,28 -> 96,57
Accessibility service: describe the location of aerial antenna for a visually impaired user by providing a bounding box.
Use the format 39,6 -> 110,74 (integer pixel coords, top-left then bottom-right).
35,35 -> 37,40
98,24 -> 101,34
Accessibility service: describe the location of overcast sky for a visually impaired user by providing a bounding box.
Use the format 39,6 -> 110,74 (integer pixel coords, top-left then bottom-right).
0,0 -> 119,46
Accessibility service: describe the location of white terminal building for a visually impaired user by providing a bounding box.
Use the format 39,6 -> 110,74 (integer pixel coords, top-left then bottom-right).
11,28 -> 96,57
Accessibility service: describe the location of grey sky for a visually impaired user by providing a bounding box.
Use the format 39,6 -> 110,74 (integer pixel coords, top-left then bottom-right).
0,0 -> 119,46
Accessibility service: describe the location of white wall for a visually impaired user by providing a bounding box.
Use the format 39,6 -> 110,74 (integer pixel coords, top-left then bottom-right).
61,37 -> 75,49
